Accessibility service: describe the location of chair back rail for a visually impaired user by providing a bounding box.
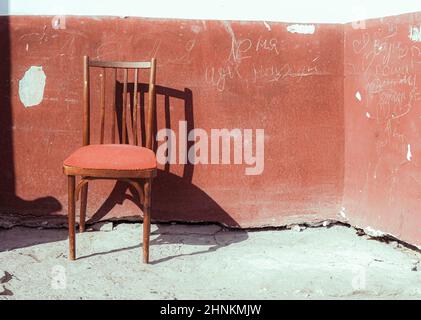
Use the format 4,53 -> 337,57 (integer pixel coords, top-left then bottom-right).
82,56 -> 156,149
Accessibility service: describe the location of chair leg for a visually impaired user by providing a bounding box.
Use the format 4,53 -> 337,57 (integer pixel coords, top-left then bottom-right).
67,175 -> 76,260
79,183 -> 88,233
143,179 -> 152,264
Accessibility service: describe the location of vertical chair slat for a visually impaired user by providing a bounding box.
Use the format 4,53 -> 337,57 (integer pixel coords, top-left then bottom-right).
83,56 -> 90,146
99,68 -> 106,144
133,68 -> 138,145
122,68 -> 128,144
111,68 -> 117,143
146,58 -> 156,150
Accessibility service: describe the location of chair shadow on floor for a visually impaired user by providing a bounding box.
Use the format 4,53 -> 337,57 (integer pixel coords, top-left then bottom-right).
76,221 -> 248,265
77,169 -> 249,264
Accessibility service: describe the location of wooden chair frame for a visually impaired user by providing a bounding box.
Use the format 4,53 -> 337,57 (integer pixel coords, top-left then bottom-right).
63,56 -> 157,263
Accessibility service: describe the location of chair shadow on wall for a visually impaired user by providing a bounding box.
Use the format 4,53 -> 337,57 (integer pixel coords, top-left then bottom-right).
81,82 -> 248,263
0,11 -> 64,253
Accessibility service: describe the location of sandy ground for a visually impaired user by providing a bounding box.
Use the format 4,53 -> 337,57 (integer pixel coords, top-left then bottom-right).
0,222 -> 420,299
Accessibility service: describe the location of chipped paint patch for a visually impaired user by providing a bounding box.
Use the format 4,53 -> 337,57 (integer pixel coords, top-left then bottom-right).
263,21 -> 271,31
355,91 -> 362,101
409,26 -> 421,42
339,207 -> 347,219
19,66 -> 46,108
191,25 -> 202,33
407,144 -> 412,161
366,112 -> 371,118
223,21 -> 236,42
287,24 -> 315,35
364,226 -> 386,238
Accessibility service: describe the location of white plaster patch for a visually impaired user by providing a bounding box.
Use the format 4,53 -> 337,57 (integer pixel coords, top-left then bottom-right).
286,24 -> 315,35
409,25 -> 421,42
355,91 -> 362,101
19,66 -> 46,108
263,21 -> 271,31
407,144 -> 412,161
51,15 -> 66,30
366,112 -> 371,118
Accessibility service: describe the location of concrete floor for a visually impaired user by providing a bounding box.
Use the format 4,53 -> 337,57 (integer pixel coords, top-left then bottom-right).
0,222 -> 420,299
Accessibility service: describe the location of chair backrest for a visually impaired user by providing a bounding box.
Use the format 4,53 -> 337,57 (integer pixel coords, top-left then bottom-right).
83,56 -> 156,149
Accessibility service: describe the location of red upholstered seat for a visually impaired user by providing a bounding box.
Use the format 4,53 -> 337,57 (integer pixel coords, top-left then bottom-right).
63,144 -> 157,171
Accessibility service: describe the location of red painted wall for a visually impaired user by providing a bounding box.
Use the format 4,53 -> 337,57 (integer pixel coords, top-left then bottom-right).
344,13 -> 421,246
0,16 -> 344,228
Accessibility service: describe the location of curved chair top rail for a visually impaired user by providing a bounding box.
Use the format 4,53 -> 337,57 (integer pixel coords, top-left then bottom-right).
89,60 -> 152,69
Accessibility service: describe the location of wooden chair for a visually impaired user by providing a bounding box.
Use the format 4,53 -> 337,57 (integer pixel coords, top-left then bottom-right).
63,56 -> 157,263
